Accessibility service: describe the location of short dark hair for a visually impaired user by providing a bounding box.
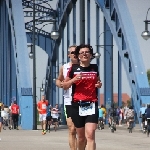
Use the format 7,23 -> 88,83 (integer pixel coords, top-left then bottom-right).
68,45 -> 77,51
111,104 -> 114,108
75,44 -> 94,58
129,106 -> 133,109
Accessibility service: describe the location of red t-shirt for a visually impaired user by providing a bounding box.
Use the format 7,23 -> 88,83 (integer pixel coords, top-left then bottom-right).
37,100 -> 48,114
67,64 -> 99,102
11,104 -> 19,114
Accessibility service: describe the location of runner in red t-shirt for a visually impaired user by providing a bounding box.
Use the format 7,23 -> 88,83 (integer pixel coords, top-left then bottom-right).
37,95 -> 48,135
11,101 -> 19,130
63,44 -> 102,150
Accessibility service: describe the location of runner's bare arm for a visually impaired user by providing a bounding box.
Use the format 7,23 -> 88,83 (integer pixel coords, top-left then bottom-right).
18,109 -> 20,114
55,66 -> 64,88
63,74 -> 82,90
95,76 -> 102,88
37,105 -> 42,112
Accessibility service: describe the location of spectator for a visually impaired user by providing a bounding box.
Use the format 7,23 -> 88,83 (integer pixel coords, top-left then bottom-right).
51,104 -> 59,131
37,95 -> 48,135
11,101 -> 19,130
140,103 -> 146,130
0,102 -> 4,140
126,106 -> 134,128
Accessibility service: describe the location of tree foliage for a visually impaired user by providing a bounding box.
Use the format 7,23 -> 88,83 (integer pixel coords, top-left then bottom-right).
147,69 -> 150,85
127,99 -> 131,107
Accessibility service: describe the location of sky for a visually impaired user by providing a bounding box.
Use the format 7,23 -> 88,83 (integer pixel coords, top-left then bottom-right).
33,0 -> 150,98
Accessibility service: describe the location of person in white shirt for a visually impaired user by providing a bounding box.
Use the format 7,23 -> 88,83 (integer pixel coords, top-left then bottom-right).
8,102 -> 13,129
0,102 -> 4,140
51,104 -> 59,131
124,105 -> 129,124
56,45 -> 78,150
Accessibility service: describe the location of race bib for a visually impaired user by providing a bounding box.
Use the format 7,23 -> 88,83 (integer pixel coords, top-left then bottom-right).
42,104 -> 46,109
79,103 -> 95,116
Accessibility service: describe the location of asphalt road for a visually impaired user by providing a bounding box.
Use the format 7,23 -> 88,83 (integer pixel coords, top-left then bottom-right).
0,125 -> 149,150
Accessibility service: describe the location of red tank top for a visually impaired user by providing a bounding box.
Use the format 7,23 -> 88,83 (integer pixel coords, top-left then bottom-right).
67,64 -> 99,102
11,104 -> 19,114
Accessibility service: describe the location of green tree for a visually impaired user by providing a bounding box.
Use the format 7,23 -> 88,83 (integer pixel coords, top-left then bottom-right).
147,69 -> 150,85
121,101 -> 125,107
127,99 -> 131,107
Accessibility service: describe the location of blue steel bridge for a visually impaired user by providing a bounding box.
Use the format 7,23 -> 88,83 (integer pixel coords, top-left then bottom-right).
0,0 -> 150,129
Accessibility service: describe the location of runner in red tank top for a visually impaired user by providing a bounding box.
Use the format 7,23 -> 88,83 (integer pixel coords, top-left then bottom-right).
11,101 -> 19,130
63,44 -> 102,150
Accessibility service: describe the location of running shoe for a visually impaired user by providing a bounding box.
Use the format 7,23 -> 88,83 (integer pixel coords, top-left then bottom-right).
42,130 -> 46,135
54,126 -> 57,132
44,130 -> 46,134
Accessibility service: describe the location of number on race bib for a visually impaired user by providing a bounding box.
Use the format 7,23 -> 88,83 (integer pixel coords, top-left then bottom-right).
79,103 -> 95,116
145,120 -> 147,126
42,104 -> 46,109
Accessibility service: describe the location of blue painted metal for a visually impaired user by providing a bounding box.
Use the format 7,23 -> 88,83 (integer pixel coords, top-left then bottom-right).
104,20 -> 113,110
23,0 -> 53,9
96,0 -> 150,124
52,62 -> 56,106
0,0 -> 74,129
118,52 -> 122,107
73,2 -> 76,44
51,0 -> 74,61
4,0 -> 33,129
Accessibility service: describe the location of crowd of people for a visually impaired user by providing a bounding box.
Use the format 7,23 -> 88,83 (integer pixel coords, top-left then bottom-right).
0,43 -> 149,150
99,104 -> 135,130
0,98 -> 20,140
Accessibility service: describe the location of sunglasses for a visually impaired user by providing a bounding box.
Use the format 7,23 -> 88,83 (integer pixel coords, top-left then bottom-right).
79,51 -> 91,55
70,51 -> 75,54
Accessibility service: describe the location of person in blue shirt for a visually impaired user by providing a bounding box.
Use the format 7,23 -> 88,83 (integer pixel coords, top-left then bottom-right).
46,104 -> 52,132
140,103 -> 146,130
145,104 -> 150,131
145,104 -> 150,119
98,106 -> 104,130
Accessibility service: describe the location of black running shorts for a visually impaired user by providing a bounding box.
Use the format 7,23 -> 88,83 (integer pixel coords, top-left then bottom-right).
65,105 -> 72,118
52,118 -> 58,123
71,101 -> 98,128
46,116 -> 52,121
0,117 -> 3,123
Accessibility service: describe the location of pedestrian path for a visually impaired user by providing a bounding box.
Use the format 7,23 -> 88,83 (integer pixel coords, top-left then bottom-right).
0,125 -> 149,150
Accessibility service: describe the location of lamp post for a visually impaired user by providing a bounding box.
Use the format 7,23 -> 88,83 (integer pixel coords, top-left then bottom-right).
32,0 -> 36,130
31,0 -> 60,130
37,87 -> 42,100
96,30 -> 114,108
141,8 -> 150,40
29,22 -> 59,58
40,78 -> 46,93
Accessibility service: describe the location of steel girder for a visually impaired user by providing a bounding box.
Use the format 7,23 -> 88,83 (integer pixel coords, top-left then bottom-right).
22,0 -> 53,9
3,0 -> 33,129
22,0 -> 57,106
23,0 -> 56,35
51,0 -> 77,61
96,0 -> 150,123
22,0 -> 54,14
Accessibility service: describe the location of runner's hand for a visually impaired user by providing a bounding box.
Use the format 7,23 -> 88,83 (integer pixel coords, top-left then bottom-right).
38,109 -> 42,112
72,74 -> 82,83
95,81 -> 102,88
60,81 -> 64,88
